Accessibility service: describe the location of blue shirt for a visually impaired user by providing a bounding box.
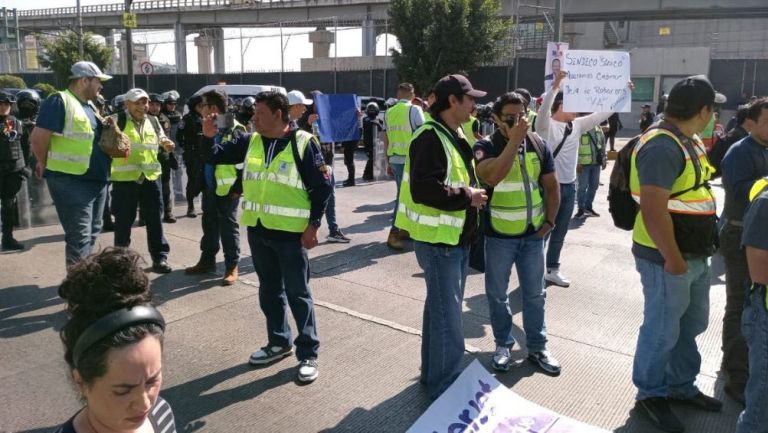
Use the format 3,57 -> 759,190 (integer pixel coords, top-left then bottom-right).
37,93 -> 110,182
722,135 -> 768,221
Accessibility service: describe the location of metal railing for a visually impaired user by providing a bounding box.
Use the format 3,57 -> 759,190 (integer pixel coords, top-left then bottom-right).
16,0 -> 304,17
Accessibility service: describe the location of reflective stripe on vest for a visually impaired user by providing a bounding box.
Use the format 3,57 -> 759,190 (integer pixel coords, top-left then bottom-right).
47,89 -> 95,175
213,123 -> 248,196
489,142 -> 545,235
629,128 -> 717,249
111,116 -> 162,181
578,126 -> 603,165
385,102 -> 413,157
394,121 -> 475,245
240,130 -> 313,232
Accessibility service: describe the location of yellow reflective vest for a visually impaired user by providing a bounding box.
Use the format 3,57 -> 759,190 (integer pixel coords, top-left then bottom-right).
461,116 -> 479,146
111,115 -> 162,182
385,101 -> 414,157
395,121 -> 476,245
47,89 -> 95,175
578,126 -> 605,165
214,120 -> 247,196
241,130 -> 313,232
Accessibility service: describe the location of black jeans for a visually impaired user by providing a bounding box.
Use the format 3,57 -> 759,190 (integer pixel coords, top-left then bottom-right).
160,163 -> 173,216
111,179 -> 170,263
200,187 -> 240,268
342,141 -> 357,182
248,228 -> 319,361
0,171 -> 23,237
720,223 -> 750,387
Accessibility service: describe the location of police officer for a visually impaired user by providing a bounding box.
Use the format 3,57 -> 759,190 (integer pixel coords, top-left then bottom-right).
204,90 -> 331,383
361,102 -> 382,181
0,91 -> 27,250
161,91 -> 184,203
148,93 -> 178,223
176,95 -> 204,218
110,88 -> 174,273
474,91 -> 561,375
185,89 -> 247,285
384,82 -> 424,250
236,96 -> 255,130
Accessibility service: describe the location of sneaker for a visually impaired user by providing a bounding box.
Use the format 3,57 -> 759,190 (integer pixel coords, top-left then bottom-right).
585,208 -> 601,217
163,214 -> 177,223
574,209 -> 586,219
297,359 -> 319,383
545,269 -> 570,287
492,345 -> 513,372
222,265 -> 239,286
386,231 -> 404,250
670,391 -> 723,412
637,397 -> 684,433
249,345 -> 293,365
185,261 -> 216,275
528,350 -> 561,375
1,236 -> 24,251
326,230 -> 351,243
152,260 -> 172,274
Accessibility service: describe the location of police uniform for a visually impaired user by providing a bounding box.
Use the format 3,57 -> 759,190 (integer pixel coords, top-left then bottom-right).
154,110 -> 178,222
176,106 -> 203,216
0,104 -> 27,250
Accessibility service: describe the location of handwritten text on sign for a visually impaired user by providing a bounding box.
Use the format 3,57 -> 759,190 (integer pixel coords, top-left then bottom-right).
563,50 -> 631,113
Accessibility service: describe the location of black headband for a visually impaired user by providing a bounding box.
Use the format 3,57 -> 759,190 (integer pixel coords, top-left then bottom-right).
73,305 -> 165,368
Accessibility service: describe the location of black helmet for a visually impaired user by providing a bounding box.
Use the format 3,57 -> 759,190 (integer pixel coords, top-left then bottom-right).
365,101 -> 380,116
148,93 -> 163,103
242,96 -> 256,109
0,91 -> 16,104
16,89 -> 40,107
186,95 -> 203,112
164,95 -> 178,104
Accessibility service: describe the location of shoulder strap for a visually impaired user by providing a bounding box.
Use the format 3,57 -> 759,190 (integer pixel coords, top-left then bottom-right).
148,115 -> 162,136
526,132 -> 546,164
290,130 -> 308,189
552,121 -> 573,158
653,122 -> 704,198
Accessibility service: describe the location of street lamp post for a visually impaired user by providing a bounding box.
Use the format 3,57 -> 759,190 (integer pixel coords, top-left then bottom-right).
125,0 -> 135,88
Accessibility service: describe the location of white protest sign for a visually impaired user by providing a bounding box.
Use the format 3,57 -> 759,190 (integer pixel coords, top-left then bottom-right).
407,360 -> 610,433
544,42 -> 569,93
562,50 -> 631,113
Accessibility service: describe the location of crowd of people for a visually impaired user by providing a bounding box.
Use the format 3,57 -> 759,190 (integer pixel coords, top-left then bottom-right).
2,59 -> 768,433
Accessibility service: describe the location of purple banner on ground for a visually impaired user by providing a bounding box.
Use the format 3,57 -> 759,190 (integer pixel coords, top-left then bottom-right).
314,93 -> 361,143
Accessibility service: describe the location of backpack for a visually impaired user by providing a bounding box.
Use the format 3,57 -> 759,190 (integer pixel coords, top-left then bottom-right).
608,124 -> 704,231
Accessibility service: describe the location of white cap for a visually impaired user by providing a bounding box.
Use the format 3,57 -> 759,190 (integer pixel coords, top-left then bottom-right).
69,61 -> 112,81
287,90 -> 313,106
714,92 -> 727,104
124,88 -> 150,102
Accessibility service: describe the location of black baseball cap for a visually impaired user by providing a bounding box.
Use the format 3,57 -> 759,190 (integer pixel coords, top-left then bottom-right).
434,74 -> 486,99
668,75 -> 715,110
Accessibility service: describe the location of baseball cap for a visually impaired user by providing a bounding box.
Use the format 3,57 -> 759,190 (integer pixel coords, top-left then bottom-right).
69,61 -> 112,81
668,75 -> 715,109
124,88 -> 150,102
434,74 -> 486,99
287,90 -> 312,106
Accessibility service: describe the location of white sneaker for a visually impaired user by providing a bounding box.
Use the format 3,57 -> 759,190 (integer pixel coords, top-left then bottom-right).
545,269 -> 570,287
298,359 -> 319,383
492,345 -> 512,372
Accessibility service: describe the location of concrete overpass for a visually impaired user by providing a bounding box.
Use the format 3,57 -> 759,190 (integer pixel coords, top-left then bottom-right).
10,0 -> 768,73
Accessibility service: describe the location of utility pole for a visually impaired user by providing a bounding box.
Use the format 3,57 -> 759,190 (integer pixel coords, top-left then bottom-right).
125,0 -> 135,87
76,0 -> 83,58
554,0 -> 563,42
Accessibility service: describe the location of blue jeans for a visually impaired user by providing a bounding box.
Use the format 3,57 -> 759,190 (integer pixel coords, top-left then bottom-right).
484,234 -> 548,351
633,256 -> 710,400
390,162 -> 405,231
111,179 -> 170,263
200,187 -> 241,268
736,284 -> 768,433
324,171 -> 338,233
545,182 -> 576,270
414,241 -> 469,400
248,228 -> 319,361
46,175 -> 107,267
577,164 -> 600,211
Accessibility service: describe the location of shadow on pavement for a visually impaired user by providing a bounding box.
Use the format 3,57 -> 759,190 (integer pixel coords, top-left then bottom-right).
311,242 -> 402,277
342,212 -> 391,235
353,201 -> 395,214
0,284 -> 65,338
163,363 -> 295,433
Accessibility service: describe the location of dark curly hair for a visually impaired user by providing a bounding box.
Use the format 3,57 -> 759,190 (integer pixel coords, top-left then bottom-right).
59,248 -> 163,387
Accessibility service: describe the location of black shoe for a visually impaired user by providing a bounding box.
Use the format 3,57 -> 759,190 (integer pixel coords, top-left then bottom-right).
585,208 -> 601,217
186,207 -> 196,218
637,398 -> 684,433
163,214 -> 177,223
574,209 -> 586,219
670,391 -> 722,412
724,383 -> 746,406
102,219 -> 115,232
1,237 -> 24,251
342,179 -> 355,187
362,174 -> 374,181
152,260 -> 172,274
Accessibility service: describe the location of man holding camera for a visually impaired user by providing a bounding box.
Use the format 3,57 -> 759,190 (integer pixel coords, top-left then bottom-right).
474,91 -> 562,375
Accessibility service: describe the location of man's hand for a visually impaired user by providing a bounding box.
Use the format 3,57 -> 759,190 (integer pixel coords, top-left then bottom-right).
468,187 -> 488,208
202,114 -> 217,138
308,113 -> 319,125
301,225 -> 319,250
507,115 -> 529,144
664,256 -> 688,275
553,70 -> 568,89
535,222 -> 553,238
386,165 -> 394,176
35,160 -> 45,178
160,137 -> 175,152
577,163 -> 583,174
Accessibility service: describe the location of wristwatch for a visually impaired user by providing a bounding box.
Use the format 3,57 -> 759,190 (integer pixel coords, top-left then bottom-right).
309,219 -> 321,229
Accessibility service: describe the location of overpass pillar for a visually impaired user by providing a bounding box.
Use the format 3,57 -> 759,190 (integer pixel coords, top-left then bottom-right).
309,28 -> 334,58
174,22 -> 187,74
194,31 -> 214,74
362,19 -> 376,57
212,28 -> 225,73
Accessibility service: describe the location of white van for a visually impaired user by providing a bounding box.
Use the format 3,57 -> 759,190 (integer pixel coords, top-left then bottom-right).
184,84 -> 287,114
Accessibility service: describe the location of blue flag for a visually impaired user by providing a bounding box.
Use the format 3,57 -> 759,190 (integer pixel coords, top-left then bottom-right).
314,94 -> 361,143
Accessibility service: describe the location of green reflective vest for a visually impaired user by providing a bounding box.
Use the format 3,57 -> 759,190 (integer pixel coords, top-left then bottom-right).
461,116 -> 479,146
489,136 -> 545,236
111,115 -> 162,182
214,121 -> 247,196
747,177 -> 768,308
629,128 -> 716,249
395,121 -> 476,245
241,130 -> 313,232
47,89 -> 95,175
578,126 -> 605,165
424,112 -> 433,122
385,101 -> 413,157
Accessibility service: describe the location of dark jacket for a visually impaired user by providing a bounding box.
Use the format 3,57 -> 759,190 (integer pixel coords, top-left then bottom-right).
708,125 -> 748,179
0,115 -> 26,174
